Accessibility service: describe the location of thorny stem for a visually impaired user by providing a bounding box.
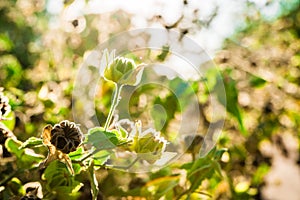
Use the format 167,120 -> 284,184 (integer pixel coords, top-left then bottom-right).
104,84 -> 123,131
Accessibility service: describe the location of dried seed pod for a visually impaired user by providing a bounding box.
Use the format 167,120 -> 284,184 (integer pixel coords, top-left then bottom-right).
0,91 -> 11,119
50,120 -> 83,154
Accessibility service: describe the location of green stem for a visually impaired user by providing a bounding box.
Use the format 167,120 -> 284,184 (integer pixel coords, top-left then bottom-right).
0,166 -> 39,186
104,84 -> 123,131
0,171 -> 17,186
78,142 -> 131,163
79,149 -> 99,162
88,161 -> 99,200
103,157 -> 139,170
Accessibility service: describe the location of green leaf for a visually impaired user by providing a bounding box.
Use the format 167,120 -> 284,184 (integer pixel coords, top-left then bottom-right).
204,68 -> 218,91
249,74 -> 267,87
141,176 -> 179,199
5,138 -> 44,168
69,146 -> 85,161
44,160 -> 83,197
151,95 -> 177,132
111,129 -> 127,142
0,33 -> 13,52
212,160 -> 223,177
85,127 -> 119,150
72,163 -> 82,175
19,137 -> 43,149
252,163 -> 270,185
117,126 -> 129,139
180,162 -> 193,170
1,111 -> 15,130
7,177 -> 25,197
157,45 -> 170,61
215,69 -> 247,135
0,55 -> 22,87
214,148 -> 227,160
5,138 -> 23,157
182,147 -> 224,193
92,150 -> 110,166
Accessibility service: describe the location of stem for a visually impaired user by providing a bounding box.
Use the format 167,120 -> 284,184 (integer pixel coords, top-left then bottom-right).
88,161 -> 99,200
0,166 -> 39,186
79,149 -> 99,162
104,84 -> 123,131
104,157 -> 139,170
0,171 -> 17,186
79,141 -> 130,163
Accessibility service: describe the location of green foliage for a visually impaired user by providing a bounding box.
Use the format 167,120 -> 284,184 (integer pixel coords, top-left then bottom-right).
5,138 -> 43,168
69,146 -> 85,161
181,147 -> 225,194
0,33 -> 13,52
19,137 -> 43,149
43,161 -> 83,199
85,127 -> 120,150
1,1 -> 299,199
88,162 -> 99,200
249,74 -> 267,88
157,45 -> 170,61
215,69 -> 247,135
141,176 -> 179,199
1,112 -> 15,130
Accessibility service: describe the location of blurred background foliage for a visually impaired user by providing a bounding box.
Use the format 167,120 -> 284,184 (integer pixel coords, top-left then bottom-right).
0,0 -> 299,199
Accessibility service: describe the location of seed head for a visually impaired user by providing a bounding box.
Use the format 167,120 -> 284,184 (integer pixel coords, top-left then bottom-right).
50,120 -> 83,154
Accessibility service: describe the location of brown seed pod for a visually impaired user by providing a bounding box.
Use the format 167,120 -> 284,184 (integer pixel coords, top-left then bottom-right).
50,120 -> 83,154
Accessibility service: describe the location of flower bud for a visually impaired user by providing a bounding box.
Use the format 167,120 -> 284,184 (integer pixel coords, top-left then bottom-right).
130,121 -> 167,164
104,57 -> 144,86
50,120 -> 83,154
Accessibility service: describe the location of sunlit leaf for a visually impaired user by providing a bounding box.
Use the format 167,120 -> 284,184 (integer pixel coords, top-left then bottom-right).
85,127 -> 119,150
5,138 -> 44,168
1,111 -> 15,130
141,176 -> 179,199
181,147 -> 225,193
252,163 -> 270,185
69,146 -> 85,161
92,150 -> 110,166
249,74 -> 267,88
0,33 -> 13,51
43,160 -> 83,197
19,137 -> 43,149
157,45 -> 170,61
215,69 -> 247,135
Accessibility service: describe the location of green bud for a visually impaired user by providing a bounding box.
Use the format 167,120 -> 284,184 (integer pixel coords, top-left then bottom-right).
104,57 -> 144,86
